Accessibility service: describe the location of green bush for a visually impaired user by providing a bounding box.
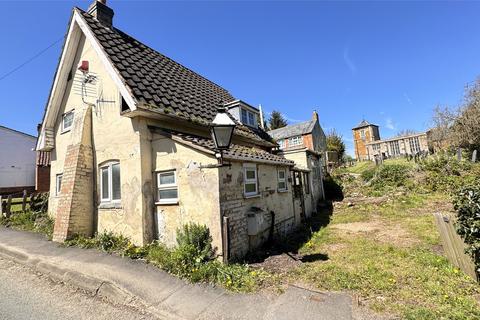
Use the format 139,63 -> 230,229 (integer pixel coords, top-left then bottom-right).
370,164 -> 410,190
453,184 -> 480,276
419,156 -> 477,192
361,167 -> 376,182
176,223 -> 215,262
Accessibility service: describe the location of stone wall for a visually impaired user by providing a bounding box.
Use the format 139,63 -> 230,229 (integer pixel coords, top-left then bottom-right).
219,162 -> 296,260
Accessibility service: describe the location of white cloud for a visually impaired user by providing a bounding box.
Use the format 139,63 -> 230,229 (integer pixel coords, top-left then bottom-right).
385,118 -> 396,130
403,93 -> 412,105
343,46 -> 357,75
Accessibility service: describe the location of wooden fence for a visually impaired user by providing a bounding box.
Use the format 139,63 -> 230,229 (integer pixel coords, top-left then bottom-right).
0,190 -> 30,218
434,212 -> 478,281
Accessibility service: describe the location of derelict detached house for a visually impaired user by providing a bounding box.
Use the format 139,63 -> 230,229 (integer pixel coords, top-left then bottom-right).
36,0 -> 325,260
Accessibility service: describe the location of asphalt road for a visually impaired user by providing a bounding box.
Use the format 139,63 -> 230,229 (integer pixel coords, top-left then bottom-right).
0,257 -> 158,320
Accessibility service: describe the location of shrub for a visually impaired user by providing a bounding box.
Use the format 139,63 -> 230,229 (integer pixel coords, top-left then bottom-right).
419,156 -> 477,192
370,164 -> 410,191
176,223 -> 215,262
453,184 -> 480,276
361,167 -> 376,182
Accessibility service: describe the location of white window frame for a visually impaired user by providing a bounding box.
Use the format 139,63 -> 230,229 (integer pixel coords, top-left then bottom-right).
156,170 -> 179,204
278,139 -> 285,149
100,161 -> 121,203
56,173 -> 63,196
61,110 -> 74,133
277,169 -> 287,192
243,164 -> 258,197
240,108 -> 256,127
288,135 -> 302,147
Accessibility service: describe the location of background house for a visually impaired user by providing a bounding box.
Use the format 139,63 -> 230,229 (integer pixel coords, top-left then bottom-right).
268,111 -> 327,218
0,125 -> 36,195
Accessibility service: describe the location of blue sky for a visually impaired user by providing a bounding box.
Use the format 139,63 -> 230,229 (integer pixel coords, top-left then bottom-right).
1,1 -> 480,156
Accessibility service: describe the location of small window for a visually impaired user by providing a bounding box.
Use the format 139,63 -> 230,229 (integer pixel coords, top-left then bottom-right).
62,110 -> 74,132
288,136 -> 302,147
157,170 -> 178,204
278,169 -> 287,191
56,174 -> 63,196
100,162 -> 121,203
278,139 -> 285,149
244,165 -> 258,197
360,129 -> 366,139
241,109 -> 248,124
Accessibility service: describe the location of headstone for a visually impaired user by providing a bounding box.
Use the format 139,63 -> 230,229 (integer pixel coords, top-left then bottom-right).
5,195 -> 11,218
472,150 -> 477,163
457,148 -> 462,161
21,190 -> 27,212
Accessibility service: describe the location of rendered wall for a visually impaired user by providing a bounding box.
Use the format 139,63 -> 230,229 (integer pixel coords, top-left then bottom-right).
0,127 -> 36,189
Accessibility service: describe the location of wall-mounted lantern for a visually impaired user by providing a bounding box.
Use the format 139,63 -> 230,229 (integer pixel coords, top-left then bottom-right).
201,105 -> 236,168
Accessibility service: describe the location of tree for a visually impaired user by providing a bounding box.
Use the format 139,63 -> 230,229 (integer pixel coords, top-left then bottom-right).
326,129 -> 346,162
268,110 -> 288,130
429,105 -> 457,151
451,80 -> 480,153
395,129 -> 418,137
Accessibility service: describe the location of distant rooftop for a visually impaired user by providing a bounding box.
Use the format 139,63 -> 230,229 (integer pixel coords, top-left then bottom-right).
267,119 -> 316,140
352,120 -> 378,130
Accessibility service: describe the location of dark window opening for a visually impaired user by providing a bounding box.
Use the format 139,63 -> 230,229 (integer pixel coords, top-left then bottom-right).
121,97 -> 130,112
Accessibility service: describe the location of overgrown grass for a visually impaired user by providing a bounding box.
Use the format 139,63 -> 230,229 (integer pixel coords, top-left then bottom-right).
65,230 -> 270,293
289,171 -> 480,320
0,209 -> 54,239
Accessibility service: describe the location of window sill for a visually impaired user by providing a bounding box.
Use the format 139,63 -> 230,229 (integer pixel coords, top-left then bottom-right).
60,128 -> 71,135
277,189 -> 289,193
155,200 -> 179,206
244,194 -> 261,199
98,202 -> 122,209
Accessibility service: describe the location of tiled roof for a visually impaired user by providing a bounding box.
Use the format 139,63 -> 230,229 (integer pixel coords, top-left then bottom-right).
155,129 -> 294,166
267,120 -> 316,141
352,120 -> 377,130
78,9 -> 273,146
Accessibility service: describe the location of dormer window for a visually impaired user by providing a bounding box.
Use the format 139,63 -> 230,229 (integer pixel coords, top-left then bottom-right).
241,108 -> 256,126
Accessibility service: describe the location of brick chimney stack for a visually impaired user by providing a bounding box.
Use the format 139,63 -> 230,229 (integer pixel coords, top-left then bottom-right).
312,110 -> 319,122
88,0 -> 114,26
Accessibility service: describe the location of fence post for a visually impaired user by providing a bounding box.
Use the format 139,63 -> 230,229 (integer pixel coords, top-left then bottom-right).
0,195 -> 3,216
22,190 -> 27,212
5,195 -> 12,218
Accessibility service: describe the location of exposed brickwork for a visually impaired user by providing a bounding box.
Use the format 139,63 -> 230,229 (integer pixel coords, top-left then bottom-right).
53,144 -> 94,241
53,106 -> 94,242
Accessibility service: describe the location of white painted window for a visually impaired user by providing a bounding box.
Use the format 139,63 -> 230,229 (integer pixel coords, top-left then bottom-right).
288,135 -> 302,147
62,110 -> 74,132
56,174 -> 63,196
100,162 -> 121,203
240,108 -> 256,126
156,170 -> 178,204
278,139 -> 285,149
360,129 -> 366,139
409,137 -> 421,154
244,165 -> 258,197
278,169 -> 287,191
389,141 -> 401,156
